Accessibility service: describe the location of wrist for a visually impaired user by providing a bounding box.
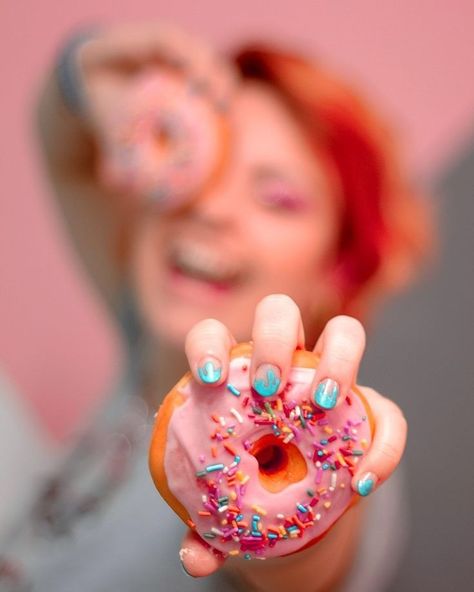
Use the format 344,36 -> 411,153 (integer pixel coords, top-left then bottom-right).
228,502 -> 365,592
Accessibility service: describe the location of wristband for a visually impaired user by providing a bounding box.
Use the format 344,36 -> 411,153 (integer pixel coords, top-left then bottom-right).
55,28 -> 98,117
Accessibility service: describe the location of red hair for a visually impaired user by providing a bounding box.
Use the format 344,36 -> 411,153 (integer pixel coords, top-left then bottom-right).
233,45 -> 432,319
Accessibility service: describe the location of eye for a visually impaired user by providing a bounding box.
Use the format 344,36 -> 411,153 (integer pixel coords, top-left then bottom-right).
258,186 -> 310,212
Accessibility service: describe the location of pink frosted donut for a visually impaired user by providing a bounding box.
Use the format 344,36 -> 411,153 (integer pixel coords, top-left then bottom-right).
98,69 -> 228,210
149,344 -> 374,560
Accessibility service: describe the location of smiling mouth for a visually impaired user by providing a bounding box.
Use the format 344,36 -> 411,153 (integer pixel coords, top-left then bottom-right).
168,242 -> 244,288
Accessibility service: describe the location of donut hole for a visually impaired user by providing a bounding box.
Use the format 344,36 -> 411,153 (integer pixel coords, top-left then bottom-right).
154,123 -> 173,152
256,444 -> 287,475
153,113 -> 181,154
250,435 -> 307,493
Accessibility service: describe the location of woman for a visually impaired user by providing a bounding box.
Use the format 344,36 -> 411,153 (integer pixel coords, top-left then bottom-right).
21,22 -> 429,592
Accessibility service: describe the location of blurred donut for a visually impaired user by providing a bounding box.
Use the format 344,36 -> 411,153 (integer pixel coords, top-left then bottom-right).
98,69 -> 229,211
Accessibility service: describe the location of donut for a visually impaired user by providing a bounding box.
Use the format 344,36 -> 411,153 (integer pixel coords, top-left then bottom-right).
149,343 -> 374,560
98,69 -> 229,211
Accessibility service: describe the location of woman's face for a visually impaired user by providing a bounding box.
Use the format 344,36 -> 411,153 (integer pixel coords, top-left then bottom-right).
131,81 -> 341,347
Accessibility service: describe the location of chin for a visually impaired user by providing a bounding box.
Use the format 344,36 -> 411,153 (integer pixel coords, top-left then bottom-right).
142,295 -> 253,349
144,305 -> 199,348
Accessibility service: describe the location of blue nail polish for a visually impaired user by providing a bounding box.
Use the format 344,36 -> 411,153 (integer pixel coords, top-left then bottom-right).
198,360 -> 222,384
253,365 -> 281,397
314,378 -> 339,410
357,473 -> 376,497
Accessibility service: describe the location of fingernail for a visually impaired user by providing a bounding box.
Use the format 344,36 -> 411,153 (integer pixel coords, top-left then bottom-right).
313,378 -> 339,410
356,472 -> 377,497
253,364 -> 281,397
179,547 -> 195,578
197,357 -> 222,384
180,560 -> 195,577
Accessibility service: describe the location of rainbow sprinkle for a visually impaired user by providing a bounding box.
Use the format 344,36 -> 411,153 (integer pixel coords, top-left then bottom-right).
183,360 -> 370,560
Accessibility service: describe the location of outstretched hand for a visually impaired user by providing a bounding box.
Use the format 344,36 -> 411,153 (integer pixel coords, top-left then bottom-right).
179,294 -> 407,577
70,23 -> 236,206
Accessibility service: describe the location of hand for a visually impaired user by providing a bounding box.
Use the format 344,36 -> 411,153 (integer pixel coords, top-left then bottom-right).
69,23 -> 237,207
179,294 -> 407,577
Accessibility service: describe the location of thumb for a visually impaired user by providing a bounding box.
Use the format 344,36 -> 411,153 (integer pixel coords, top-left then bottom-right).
179,530 -> 226,578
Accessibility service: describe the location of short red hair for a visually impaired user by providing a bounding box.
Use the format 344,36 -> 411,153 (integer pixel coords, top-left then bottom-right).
233,45 -> 432,319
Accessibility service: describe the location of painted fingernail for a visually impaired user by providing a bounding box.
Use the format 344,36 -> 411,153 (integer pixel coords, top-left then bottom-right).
314,378 -> 339,410
356,472 -> 377,497
253,364 -> 281,397
197,357 -> 222,384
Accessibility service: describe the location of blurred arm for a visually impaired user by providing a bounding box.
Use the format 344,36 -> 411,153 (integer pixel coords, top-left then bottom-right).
35,71 -> 127,311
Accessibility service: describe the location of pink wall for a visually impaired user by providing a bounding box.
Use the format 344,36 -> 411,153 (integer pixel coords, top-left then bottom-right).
1,1 -> 473,444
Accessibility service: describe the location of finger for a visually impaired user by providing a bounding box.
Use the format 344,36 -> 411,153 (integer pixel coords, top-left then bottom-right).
208,56 -> 239,110
119,25 -> 238,111
351,386 -> 408,496
186,50 -> 239,111
179,530 -> 225,578
185,318 -> 236,387
79,23 -> 194,72
250,294 -> 305,398
312,315 -> 366,410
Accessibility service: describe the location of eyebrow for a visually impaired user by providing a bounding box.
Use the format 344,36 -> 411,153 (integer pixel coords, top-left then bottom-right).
252,164 -> 300,186
252,164 -> 316,200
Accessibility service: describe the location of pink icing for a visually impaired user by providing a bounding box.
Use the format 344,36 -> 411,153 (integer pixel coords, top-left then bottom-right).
102,71 -> 222,208
163,355 -> 372,559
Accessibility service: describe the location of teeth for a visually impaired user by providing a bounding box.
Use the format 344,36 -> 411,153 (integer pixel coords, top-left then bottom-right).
171,244 -> 240,284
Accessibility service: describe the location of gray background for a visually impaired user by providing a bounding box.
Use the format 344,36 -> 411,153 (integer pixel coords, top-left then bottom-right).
361,135 -> 474,590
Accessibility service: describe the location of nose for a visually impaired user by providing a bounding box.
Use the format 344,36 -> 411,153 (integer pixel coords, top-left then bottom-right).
189,173 -> 243,227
